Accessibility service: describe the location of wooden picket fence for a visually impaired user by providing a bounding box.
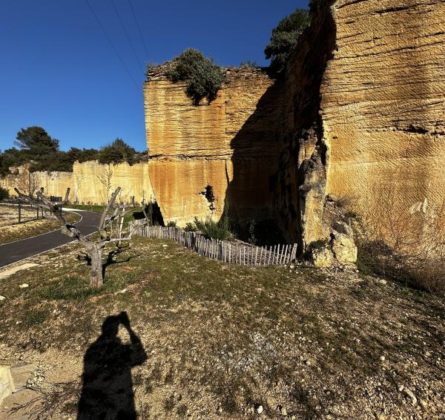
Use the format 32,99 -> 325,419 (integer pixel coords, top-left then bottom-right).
132,224 -> 297,266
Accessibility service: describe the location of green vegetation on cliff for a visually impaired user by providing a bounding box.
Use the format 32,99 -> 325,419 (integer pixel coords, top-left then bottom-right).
98,138 -> 141,165
165,48 -> 225,105
265,8 -> 310,77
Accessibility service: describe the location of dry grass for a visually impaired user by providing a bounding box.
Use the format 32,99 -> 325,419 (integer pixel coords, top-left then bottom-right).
0,237 -> 444,418
342,185 -> 445,296
0,208 -> 80,244
0,205 -> 42,227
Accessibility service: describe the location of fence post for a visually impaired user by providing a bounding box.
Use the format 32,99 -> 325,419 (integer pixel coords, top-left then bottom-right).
278,245 -> 286,265
285,245 -> 290,264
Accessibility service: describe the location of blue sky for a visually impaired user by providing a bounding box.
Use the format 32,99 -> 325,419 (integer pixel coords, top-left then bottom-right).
0,0 -> 308,152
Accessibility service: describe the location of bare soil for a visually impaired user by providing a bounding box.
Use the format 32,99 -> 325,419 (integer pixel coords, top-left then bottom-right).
0,237 -> 444,419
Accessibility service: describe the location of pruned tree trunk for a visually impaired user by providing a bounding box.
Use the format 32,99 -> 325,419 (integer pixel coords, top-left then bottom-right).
15,186 -> 137,289
87,243 -> 104,288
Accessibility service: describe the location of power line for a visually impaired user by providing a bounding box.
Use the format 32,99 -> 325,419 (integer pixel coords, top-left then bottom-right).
111,0 -> 145,70
85,0 -> 139,90
126,0 -> 150,59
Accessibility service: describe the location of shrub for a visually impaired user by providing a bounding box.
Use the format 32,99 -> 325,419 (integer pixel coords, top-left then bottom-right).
0,186 -> 9,201
407,261 -> 445,295
193,217 -> 231,241
247,219 -> 257,245
239,60 -> 259,69
98,138 -> 137,165
142,201 -> 164,226
166,221 -> 177,227
309,0 -> 322,14
230,218 -> 285,246
184,222 -> 197,232
264,9 -> 310,77
357,239 -> 445,296
351,186 -> 445,295
166,49 -> 225,105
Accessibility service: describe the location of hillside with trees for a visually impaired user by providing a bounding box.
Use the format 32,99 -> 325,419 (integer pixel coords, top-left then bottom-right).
0,126 -> 146,176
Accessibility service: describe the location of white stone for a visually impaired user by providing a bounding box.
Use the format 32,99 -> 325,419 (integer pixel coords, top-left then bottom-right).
0,365 -> 15,405
403,387 -> 417,405
311,246 -> 334,268
331,232 -> 358,265
19,283 -> 29,289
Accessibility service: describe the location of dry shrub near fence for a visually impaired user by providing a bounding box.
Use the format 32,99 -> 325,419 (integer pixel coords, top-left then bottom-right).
133,224 -> 297,267
353,187 -> 445,295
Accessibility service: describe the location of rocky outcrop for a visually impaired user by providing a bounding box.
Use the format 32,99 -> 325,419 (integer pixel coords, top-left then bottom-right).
0,161 -> 153,205
274,0 -> 445,260
144,67 -> 279,225
143,0 -> 444,262
72,161 -> 153,204
323,0 -> 445,247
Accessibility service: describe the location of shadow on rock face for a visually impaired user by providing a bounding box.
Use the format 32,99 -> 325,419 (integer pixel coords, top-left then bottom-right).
77,312 -> 147,420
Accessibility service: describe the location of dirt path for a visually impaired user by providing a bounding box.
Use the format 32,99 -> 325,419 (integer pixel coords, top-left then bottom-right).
0,211 -> 100,268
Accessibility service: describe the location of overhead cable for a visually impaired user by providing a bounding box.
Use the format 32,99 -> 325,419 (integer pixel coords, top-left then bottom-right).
126,0 -> 150,58
85,0 -> 139,90
111,0 -> 145,70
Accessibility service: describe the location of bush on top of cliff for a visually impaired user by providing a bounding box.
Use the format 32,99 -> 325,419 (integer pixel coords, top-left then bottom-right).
265,8 -> 310,77
166,49 -> 225,105
98,138 -> 140,165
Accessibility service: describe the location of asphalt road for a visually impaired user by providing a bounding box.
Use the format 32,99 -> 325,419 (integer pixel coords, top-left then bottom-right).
0,211 -> 101,268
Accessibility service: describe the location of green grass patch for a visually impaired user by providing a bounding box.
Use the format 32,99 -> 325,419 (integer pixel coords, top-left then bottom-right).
38,276 -> 102,300
23,309 -> 50,326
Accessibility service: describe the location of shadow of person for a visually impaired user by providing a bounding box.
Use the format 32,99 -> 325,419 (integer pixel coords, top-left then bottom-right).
77,312 -> 147,420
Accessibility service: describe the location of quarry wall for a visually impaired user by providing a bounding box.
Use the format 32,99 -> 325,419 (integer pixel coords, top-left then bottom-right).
273,0 -> 445,253
2,0 -> 442,258
144,68 -> 280,226
0,161 -> 153,205
144,0 -> 444,254
323,0 -> 445,244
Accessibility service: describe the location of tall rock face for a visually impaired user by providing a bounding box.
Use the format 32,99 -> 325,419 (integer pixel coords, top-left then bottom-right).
322,0 -> 445,242
72,161 -> 153,204
144,68 -> 280,226
143,0 -> 444,253
275,0 -> 445,253
272,0 -> 337,251
0,161 -> 153,204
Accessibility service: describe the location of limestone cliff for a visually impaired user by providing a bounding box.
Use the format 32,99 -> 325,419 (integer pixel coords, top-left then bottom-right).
0,161 -> 153,205
323,0 -> 445,244
273,0 -> 445,256
144,68 -> 279,225
72,161 -> 153,204
144,0 -> 444,254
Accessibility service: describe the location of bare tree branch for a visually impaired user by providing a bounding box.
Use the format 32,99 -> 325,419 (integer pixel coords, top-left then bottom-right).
16,186 -> 136,288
